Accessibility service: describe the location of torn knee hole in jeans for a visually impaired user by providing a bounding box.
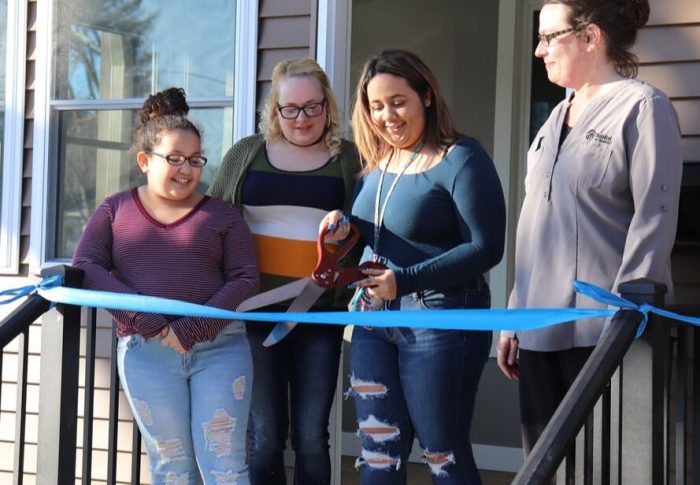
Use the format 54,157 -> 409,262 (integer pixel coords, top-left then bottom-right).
232,375 -> 246,400
357,415 -> 400,442
132,398 -> 154,427
211,469 -> 240,485
345,375 -> 388,400
202,409 -> 237,457
422,449 -> 456,477
153,437 -> 189,464
355,448 -> 401,471
163,471 -> 191,485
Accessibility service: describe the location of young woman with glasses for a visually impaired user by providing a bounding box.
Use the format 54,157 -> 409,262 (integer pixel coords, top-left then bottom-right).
322,49 -> 506,483
497,0 -> 682,458
73,87 -> 260,484
208,58 -> 362,484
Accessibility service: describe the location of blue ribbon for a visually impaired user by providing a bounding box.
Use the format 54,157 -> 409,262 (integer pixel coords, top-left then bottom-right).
2,277 -> 699,333
573,280 -> 700,337
0,275 -> 63,304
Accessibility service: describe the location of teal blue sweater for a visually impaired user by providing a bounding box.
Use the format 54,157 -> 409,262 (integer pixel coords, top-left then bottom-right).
351,138 -> 506,296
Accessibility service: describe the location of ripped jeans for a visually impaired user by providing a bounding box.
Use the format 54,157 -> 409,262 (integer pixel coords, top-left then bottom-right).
348,281 -> 492,484
117,323 -> 252,485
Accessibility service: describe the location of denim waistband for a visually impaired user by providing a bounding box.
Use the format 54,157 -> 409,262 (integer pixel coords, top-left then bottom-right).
411,274 -> 486,299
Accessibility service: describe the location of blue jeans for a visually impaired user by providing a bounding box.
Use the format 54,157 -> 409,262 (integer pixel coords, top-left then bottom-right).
117,323 -> 252,485
247,321 -> 344,485
348,282 -> 492,484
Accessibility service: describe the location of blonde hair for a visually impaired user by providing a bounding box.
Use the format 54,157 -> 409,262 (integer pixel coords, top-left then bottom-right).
259,58 -> 342,156
352,49 -> 462,169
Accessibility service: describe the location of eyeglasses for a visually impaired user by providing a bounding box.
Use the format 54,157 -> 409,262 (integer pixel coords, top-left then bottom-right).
148,151 -> 208,168
277,99 -> 326,120
537,27 -> 581,46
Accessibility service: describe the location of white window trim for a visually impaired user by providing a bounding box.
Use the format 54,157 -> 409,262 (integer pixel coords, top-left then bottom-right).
233,0 -> 258,142
316,0 -> 352,136
0,0 -> 28,274
315,4 -> 351,485
30,0 -> 258,274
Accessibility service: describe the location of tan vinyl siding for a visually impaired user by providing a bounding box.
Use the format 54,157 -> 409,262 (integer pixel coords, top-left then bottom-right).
638,1 -> 700,297
648,0 -> 700,25
636,5 -> 700,164
0,0 -> 38,481
21,0 -> 36,272
635,25 -> 700,63
256,0 -> 317,113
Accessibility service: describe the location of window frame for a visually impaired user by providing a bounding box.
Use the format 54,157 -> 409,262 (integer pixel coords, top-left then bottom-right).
30,0 -> 259,273
0,0 -> 27,274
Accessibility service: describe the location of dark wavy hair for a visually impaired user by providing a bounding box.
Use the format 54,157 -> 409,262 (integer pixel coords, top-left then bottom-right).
544,0 -> 650,78
351,49 -> 462,169
131,87 -> 201,158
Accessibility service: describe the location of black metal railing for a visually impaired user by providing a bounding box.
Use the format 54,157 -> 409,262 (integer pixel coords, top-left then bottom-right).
0,266 -> 143,484
1,269 -> 698,484
514,279 -> 700,484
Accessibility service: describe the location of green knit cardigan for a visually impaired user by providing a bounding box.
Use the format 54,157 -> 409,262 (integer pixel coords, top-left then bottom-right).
207,133 -> 363,309
208,133 -> 362,215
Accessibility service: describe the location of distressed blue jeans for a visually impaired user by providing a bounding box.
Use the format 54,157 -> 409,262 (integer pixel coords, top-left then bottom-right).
117,323 -> 252,485
246,320 -> 344,485
348,281 -> 492,484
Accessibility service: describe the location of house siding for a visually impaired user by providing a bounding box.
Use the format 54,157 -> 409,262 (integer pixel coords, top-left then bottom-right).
20,0 -> 36,276
257,0 -> 316,112
635,0 -> 700,306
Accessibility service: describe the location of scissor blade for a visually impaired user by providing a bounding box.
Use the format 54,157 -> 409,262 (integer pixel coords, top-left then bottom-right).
262,281 -> 326,347
237,277 -> 311,312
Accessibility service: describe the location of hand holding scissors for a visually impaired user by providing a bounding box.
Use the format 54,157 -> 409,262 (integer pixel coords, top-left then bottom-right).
320,210 -> 351,242
236,223 -> 385,346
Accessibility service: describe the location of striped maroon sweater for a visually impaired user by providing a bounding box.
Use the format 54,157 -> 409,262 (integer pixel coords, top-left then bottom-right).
72,188 -> 260,350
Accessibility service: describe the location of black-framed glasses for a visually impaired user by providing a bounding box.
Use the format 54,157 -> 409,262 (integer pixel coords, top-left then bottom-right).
277,99 -> 326,120
538,27 -> 581,46
148,151 -> 208,168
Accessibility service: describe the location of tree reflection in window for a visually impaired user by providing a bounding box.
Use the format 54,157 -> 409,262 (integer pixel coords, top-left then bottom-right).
52,0 -> 236,258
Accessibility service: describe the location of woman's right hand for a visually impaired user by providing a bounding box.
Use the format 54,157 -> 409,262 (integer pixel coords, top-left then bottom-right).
496,335 -> 519,380
319,210 -> 350,241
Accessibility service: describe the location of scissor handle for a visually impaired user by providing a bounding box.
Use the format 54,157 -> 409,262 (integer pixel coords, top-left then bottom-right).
334,260 -> 387,287
311,223 -> 361,287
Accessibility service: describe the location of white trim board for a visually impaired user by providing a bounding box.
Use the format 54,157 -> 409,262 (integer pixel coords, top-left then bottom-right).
233,0 -> 259,141
0,0 -> 28,274
341,432 -> 523,473
316,0 -> 352,136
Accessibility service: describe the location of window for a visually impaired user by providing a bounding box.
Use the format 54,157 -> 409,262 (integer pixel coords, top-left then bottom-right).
0,0 -> 26,274
31,0 -> 258,268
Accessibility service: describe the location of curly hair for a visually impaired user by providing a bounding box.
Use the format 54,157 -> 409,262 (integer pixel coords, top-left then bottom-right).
131,87 -> 201,158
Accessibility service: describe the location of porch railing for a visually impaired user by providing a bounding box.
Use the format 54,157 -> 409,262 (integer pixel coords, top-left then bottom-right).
1,267 -> 698,484
0,266 -> 142,484
514,279 -> 700,484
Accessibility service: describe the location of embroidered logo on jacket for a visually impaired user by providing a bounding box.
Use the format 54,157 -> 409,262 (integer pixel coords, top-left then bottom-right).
585,129 -> 612,145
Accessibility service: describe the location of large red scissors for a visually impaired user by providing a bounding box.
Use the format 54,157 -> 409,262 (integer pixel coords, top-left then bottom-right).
237,224 -> 384,346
